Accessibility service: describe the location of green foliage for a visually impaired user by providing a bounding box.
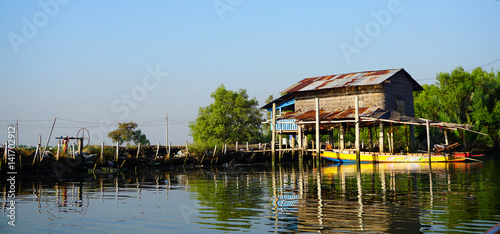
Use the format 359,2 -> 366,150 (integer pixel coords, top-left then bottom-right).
414,67 -> 500,150
189,84 -> 264,148
108,121 -> 150,146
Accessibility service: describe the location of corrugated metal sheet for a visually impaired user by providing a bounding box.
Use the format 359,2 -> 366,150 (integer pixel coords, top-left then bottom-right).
282,68 -> 416,93
277,107 -> 380,121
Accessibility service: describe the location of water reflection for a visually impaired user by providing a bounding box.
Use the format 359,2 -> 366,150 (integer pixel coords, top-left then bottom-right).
0,160 -> 499,233
268,162 -> 500,233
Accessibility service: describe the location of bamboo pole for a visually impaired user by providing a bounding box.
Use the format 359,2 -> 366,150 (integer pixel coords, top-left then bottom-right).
165,113 -> 168,147
246,142 -> 249,152
224,144 -> 227,155
236,141 -> 238,151
136,142 -> 141,158
33,144 -> 39,165
100,142 -> 104,162
115,142 -> 119,162
167,142 -> 171,160
44,118 -> 57,152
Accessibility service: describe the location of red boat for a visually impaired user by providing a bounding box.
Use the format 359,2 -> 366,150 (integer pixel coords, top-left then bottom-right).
454,152 -> 486,158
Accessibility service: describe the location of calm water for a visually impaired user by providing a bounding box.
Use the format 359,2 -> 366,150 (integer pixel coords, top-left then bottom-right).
1,159 -> 500,233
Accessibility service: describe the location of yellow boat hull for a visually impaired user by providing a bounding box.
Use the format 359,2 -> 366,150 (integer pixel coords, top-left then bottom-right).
320,150 -> 466,163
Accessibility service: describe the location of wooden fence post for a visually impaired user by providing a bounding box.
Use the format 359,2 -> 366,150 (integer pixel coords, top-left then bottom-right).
4,141 -> 8,163
167,142 -> 171,160
100,142 -> 104,162
156,143 -> 160,160
136,142 -> 141,158
56,141 -> 60,161
115,142 -> 119,162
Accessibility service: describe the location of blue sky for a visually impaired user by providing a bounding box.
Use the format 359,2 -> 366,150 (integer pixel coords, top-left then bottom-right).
1,0 -> 499,147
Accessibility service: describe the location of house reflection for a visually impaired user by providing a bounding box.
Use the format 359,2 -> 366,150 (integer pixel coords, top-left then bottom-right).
269,163 -> 468,233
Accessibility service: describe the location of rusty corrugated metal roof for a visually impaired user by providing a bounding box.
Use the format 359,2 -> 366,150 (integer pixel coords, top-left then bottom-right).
277,107 -> 380,121
282,68 -> 422,93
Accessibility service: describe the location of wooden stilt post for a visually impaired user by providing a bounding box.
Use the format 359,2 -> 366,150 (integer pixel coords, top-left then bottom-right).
272,103 -> 276,165
405,124 -> 409,152
390,123 -> 394,154
379,122 -> 384,154
224,144 -> 227,155
297,125 -> 302,149
315,97 -> 321,167
279,133 -> 283,159
369,126 -> 373,152
426,120 -> 431,162
355,95 -> 360,165
340,124 -> 345,151
185,141 -> 189,156
236,141 -> 238,151
444,130 -> 449,145
386,132 -> 391,153
246,142 -> 249,152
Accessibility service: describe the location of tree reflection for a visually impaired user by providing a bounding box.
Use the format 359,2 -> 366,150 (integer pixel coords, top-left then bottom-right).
188,171 -> 267,230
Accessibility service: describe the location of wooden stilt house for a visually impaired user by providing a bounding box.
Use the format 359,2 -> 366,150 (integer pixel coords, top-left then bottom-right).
263,68 -> 474,159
